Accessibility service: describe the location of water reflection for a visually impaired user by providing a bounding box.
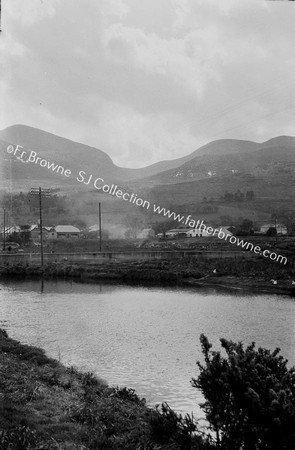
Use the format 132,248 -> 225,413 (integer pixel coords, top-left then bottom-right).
0,279 -> 295,415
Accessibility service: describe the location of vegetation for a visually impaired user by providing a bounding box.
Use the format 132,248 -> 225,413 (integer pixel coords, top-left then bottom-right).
2,328 -> 295,449
266,227 -> 277,237
192,335 -> 295,450
0,329 -> 212,450
202,190 -> 255,203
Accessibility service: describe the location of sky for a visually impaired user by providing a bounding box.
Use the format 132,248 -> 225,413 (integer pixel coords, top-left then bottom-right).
1,0 -> 295,168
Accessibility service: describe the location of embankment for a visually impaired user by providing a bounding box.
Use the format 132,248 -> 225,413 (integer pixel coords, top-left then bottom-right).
1,253 -> 295,295
0,329 -> 210,449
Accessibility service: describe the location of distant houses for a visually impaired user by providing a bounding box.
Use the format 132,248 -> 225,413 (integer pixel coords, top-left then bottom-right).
31,226 -> 56,240
27,224 -> 81,240
260,223 -> 287,235
164,226 -> 233,238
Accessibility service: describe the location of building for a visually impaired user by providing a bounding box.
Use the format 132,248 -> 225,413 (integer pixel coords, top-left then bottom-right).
55,225 -> 80,238
46,227 -> 57,239
186,228 -> 211,237
165,228 -> 189,238
260,223 -> 287,235
31,226 -> 57,240
218,226 -> 233,237
186,226 -> 233,238
0,225 -> 21,238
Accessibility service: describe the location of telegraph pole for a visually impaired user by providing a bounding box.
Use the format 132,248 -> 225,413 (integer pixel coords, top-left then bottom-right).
39,187 -> 44,267
30,187 -> 51,268
98,202 -> 102,252
3,208 -> 5,251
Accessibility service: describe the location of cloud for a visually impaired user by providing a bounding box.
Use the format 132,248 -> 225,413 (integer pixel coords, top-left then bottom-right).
1,0 -> 295,167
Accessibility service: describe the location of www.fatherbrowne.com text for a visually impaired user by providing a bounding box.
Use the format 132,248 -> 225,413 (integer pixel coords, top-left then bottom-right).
6,144 -> 287,265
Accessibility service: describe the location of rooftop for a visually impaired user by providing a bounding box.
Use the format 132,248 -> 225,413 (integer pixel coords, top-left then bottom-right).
55,225 -> 80,233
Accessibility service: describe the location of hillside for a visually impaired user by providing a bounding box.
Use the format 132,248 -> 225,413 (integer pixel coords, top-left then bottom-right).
0,125 -> 263,190
144,137 -> 295,185
1,125 -> 295,227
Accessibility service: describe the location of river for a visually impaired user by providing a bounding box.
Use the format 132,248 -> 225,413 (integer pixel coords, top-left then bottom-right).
0,279 -> 295,416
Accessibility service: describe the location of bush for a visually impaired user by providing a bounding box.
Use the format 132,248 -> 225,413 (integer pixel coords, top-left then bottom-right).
150,402 -> 212,449
192,334 -> 295,450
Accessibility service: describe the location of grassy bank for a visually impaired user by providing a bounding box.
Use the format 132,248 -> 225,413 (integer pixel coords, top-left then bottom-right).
0,329 -> 212,450
1,254 -> 295,295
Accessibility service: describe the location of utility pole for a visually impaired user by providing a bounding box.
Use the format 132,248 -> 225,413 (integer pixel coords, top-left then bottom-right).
39,187 -> 44,267
3,208 -> 5,251
30,187 -> 51,268
98,202 -> 102,252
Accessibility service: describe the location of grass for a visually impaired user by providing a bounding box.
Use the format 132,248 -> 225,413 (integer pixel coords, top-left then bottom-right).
0,329 -> 213,449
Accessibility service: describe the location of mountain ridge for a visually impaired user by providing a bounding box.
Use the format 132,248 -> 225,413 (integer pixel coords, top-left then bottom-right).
1,125 -> 295,198
0,124 -> 281,179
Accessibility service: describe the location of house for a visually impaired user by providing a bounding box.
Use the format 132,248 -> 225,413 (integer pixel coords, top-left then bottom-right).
186,228 -> 211,237
0,225 -> 21,238
137,228 -> 155,239
165,228 -> 189,238
55,225 -> 80,238
31,226 -> 57,240
186,226 -> 233,238
218,226 -> 233,237
45,227 -> 57,239
260,223 -> 287,235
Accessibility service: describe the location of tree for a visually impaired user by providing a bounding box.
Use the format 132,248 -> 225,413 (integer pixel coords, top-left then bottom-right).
236,219 -> 254,236
192,335 -> 295,450
224,192 -> 234,202
234,190 -> 242,201
246,190 -> 255,201
152,220 -> 176,236
8,230 -> 31,245
266,227 -> 277,237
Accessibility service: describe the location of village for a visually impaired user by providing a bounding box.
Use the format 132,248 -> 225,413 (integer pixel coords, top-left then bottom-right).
0,220 -> 289,253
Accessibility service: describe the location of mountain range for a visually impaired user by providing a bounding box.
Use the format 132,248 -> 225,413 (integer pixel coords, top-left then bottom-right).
1,125 -> 295,222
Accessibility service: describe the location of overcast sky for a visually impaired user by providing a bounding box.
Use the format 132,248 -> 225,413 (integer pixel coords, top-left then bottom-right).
1,0 -> 295,167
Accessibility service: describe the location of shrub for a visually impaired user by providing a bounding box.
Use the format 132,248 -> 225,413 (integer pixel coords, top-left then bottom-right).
192,334 -> 295,450
149,402 -> 212,449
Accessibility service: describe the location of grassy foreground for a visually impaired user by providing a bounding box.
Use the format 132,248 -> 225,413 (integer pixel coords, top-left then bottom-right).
0,329 -> 212,450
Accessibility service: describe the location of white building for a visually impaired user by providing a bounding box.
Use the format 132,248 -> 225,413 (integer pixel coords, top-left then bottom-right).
186,226 -> 233,238
186,228 -> 211,237
165,228 -> 189,238
55,225 -> 80,238
260,223 -> 287,235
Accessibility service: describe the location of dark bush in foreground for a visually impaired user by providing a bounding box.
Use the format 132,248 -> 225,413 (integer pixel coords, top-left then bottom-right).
150,402 -> 213,449
192,334 -> 295,450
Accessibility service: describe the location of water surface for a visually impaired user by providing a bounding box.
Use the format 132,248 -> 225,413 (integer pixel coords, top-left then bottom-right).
0,279 -> 294,415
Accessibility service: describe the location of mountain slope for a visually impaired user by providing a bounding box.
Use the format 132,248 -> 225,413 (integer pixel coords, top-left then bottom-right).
0,125 -> 263,184
143,136 -> 295,185
1,125 -> 295,205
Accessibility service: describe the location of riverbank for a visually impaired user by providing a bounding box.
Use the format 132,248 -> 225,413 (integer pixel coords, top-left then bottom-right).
0,329 -> 211,450
1,255 -> 295,296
